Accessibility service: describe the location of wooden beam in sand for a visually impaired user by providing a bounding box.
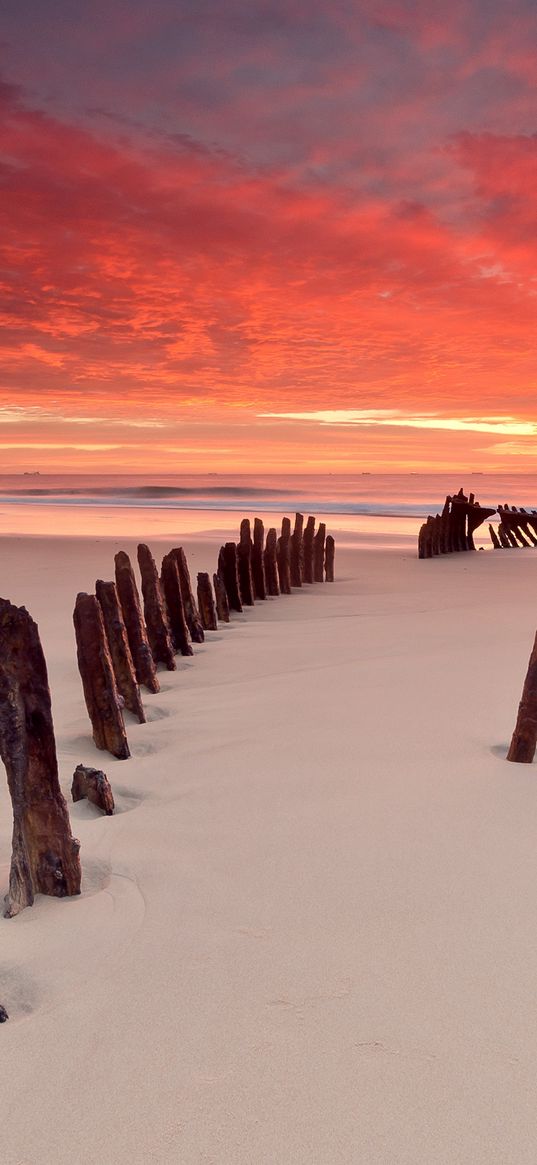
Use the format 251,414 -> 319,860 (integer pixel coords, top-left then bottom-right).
252,518 -> 267,600
303,516 -> 315,583
197,572 -> 218,631
220,543 -> 243,612
488,524 -> 501,549
290,512 -> 304,587
213,571 -> 230,623
507,629 -> 537,763
313,522 -> 326,581
325,534 -> 335,581
96,580 -> 146,723
72,764 -> 115,815
173,548 -> 205,643
237,519 -> 255,606
115,551 -> 160,693
0,598 -> 81,918
73,592 -> 130,760
160,551 -> 193,657
137,543 -> 176,670
277,517 -> 292,594
264,527 -> 280,596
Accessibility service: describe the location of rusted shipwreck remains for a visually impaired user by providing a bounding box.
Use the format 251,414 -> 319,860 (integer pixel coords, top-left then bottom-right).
418,490 -> 537,557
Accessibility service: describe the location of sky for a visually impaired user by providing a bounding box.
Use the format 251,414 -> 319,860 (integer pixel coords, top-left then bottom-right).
1,0 -> 536,473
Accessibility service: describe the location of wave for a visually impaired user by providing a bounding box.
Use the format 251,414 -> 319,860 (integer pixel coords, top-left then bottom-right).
0,484 -> 290,499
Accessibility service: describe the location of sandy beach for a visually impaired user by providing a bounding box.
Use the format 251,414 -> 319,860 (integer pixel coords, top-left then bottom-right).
2,532 -> 537,1163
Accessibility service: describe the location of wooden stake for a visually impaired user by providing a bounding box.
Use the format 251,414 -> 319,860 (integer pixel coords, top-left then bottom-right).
115,551 -> 160,692
252,518 -> 267,599
325,534 -> 335,581
137,543 -> 176,670
0,599 -> 81,918
160,551 -> 193,657
96,580 -> 145,723
277,517 -> 292,594
73,592 -> 130,760
213,571 -> 230,622
303,516 -> 315,582
238,519 -> 255,605
290,512 -> 304,586
314,522 -> 326,580
507,630 -> 537,762
264,527 -> 280,596
197,572 -> 218,631
173,548 -> 205,643
221,543 -> 243,612
72,764 -> 114,815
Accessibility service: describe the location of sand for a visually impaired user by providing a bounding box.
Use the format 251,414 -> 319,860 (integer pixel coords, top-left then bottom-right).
2,532 -> 537,1164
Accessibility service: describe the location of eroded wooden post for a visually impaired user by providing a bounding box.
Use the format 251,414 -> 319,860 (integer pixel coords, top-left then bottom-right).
213,571 -> 230,623
0,598 -> 81,918
238,519 -> 255,606
252,518 -> 267,599
96,580 -> 145,723
314,522 -> 326,581
197,572 -> 218,631
507,630 -> 537,762
173,548 -> 205,643
161,552 -> 193,657
114,551 -> 160,693
290,512 -> 304,586
277,517 -> 292,594
303,516 -> 315,582
221,543 -> 243,612
137,543 -> 176,670
74,592 -> 130,760
489,524 -> 501,549
264,527 -> 280,596
72,764 -> 114,815
325,534 -> 335,581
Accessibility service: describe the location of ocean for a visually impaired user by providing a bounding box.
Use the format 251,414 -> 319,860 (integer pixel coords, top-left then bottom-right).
0,472 -> 536,549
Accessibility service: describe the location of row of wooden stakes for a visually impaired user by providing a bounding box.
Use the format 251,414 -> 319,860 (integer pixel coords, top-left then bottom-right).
73,514 -> 336,762
0,513 -> 335,922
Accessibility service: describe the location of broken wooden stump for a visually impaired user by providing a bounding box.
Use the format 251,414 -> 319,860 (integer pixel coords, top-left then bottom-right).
114,551 -> 160,693
220,543 -> 243,612
0,598 -> 81,918
325,534 -> 335,582
303,516 -> 315,583
252,518 -> 267,599
137,543 -> 176,670
72,764 -> 115,815
73,592 -> 130,760
314,522 -> 326,581
213,570 -> 230,623
0,1005 -> 8,1022
197,572 -> 218,631
264,527 -> 280,596
277,517 -> 292,594
488,524 -> 501,549
237,519 -> 255,606
507,629 -> 537,763
160,551 -> 193,656
96,580 -> 145,723
173,548 -> 205,643
290,512 -> 304,587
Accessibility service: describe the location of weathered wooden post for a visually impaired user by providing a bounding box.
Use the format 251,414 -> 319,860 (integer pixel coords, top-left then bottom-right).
497,523 -> 512,549
303,516 -> 315,582
290,512 -> 304,586
173,548 -> 205,643
160,551 -> 193,657
0,598 -> 81,918
314,522 -> 326,581
264,527 -> 280,596
507,630 -> 537,762
73,592 -> 130,760
72,764 -> 115,815
221,543 -> 243,612
325,534 -> 335,581
213,571 -> 230,623
440,497 -> 451,554
197,572 -> 218,631
489,524 -> 501,549
252,518 -> 267,599
96,580 -> 146,723
277,517 -> 292,594
237,519 -> 255,606
114,551 -> 160,692
137,543 -> 176,670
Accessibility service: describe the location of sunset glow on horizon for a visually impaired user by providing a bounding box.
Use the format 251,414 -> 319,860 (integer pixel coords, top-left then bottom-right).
1,1 -> 536,473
